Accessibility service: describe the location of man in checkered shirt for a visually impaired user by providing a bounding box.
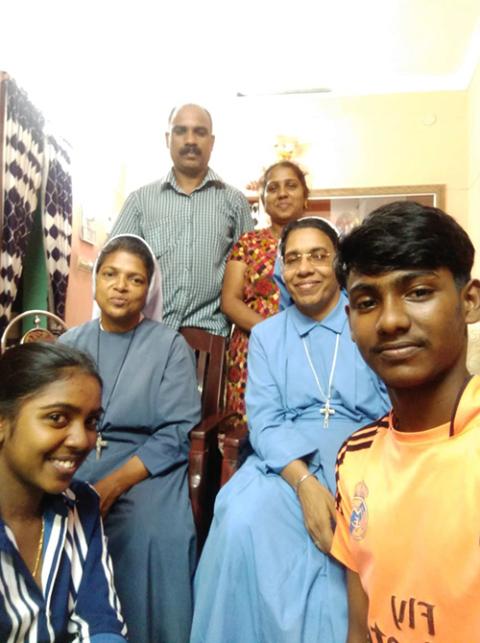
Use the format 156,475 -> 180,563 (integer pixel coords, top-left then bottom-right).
111,104 -> 253,336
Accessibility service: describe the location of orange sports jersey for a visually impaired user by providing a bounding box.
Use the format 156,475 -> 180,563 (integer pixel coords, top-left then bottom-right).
331,375 -> 480,643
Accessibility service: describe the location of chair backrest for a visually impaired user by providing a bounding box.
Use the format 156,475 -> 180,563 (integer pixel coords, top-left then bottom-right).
1,310 -> 67,353
180,327 -> 227,551
180,327 -> 227,417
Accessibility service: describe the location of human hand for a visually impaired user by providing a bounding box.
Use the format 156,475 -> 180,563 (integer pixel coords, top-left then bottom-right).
93,475 -> 124,518
93,456 -> 148,518
297,476 -> 336,553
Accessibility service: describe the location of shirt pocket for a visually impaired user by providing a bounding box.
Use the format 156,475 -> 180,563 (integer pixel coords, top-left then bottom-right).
144,211 -> 187,259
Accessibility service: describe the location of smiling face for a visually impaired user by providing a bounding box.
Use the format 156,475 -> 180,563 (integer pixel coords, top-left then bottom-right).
346,268 -> 480,391
95,250 -> 149,332
263,164 -> 306,226
283,227 -> 340,321
165,104 -> 215,179
0,369 -> 101,499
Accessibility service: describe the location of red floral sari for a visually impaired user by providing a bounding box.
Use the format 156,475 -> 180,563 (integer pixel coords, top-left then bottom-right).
225,228 -> 280,416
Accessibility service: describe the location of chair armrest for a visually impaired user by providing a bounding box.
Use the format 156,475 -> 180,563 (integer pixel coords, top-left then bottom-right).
190,410 -> 237,441
223,420 -> 248,447
220,417 -> 249,486
189,411 -> 239,551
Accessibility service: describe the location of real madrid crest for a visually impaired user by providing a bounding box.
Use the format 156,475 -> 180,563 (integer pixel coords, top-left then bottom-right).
349,480 -> 369,541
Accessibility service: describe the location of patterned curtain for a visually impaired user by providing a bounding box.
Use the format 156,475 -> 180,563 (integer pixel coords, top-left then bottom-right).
0,79 -> 44,332
42,135 -> 72,319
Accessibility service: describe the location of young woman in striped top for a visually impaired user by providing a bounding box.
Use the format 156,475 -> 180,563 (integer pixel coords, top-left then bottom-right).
0,342 -> 127,642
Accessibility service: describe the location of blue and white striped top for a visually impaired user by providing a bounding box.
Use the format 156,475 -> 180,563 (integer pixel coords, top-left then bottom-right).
0,481 -> 127,643
111,168 -> 254,336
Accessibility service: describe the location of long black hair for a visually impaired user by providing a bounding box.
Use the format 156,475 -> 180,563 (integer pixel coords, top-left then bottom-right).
0,342 -> 102,421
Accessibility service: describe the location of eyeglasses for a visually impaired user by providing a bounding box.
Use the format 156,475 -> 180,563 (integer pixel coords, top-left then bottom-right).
283,249 -> 332,269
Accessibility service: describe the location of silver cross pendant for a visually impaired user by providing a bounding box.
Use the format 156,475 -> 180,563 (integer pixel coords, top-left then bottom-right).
320,403 -> 335,428
96,433 -> 108,460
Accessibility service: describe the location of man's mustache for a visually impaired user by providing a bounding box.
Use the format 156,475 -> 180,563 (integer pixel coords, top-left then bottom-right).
180,145 -> 201,156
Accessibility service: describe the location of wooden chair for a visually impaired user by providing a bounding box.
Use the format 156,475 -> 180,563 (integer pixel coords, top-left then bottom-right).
1,310 -> 67,353
180,327 -> 235,551
221,416 -> 249,485
2,317 -> 228,550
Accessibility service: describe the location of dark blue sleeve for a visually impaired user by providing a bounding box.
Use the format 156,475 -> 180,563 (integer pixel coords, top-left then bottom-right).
136,334 -> 202,475
71,484 -> 128,641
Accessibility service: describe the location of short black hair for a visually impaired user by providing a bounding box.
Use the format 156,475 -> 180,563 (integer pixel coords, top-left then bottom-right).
280,217 -> 339,259
0,342 -> 102,421
96,236 -> 154,284
260,161 -> 309,203
336,201 -> 474,289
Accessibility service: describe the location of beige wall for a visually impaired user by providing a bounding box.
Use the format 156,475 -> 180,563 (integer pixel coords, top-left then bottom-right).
65,171 -> 122,327
467,59 -> 480,275
64,204 -> 98,328
65,195 -> 111,328
65,86 -> 475,324
214,90 -> 469,225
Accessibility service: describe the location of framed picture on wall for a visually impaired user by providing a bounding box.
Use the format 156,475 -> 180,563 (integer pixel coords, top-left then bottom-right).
250,184 -> 445,232
79,206 -> 96,245
306,184 -> 446,234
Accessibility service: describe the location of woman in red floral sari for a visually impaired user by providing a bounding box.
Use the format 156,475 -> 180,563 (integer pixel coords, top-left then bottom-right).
221,161 -> 308,415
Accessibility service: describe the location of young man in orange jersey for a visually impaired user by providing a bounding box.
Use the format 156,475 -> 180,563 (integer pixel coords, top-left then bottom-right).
331,201 -> 480,643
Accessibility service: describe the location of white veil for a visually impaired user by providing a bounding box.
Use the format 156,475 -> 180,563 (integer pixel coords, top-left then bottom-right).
91,233 -> 163,322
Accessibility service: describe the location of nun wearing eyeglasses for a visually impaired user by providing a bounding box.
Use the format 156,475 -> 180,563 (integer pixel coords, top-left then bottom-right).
59,234 -> 201,643
191,217 -> 389,643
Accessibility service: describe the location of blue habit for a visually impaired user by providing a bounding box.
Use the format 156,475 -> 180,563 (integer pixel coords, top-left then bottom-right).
191,293 -> 390,643
60,318 -> 201,643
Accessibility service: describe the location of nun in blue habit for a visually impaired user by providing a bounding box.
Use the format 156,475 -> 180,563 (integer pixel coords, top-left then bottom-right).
191,217 -> 390,643
60,234 -> 201,643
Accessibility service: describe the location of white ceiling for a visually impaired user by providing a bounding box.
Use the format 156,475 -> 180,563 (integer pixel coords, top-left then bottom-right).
1,0 -> 480,144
